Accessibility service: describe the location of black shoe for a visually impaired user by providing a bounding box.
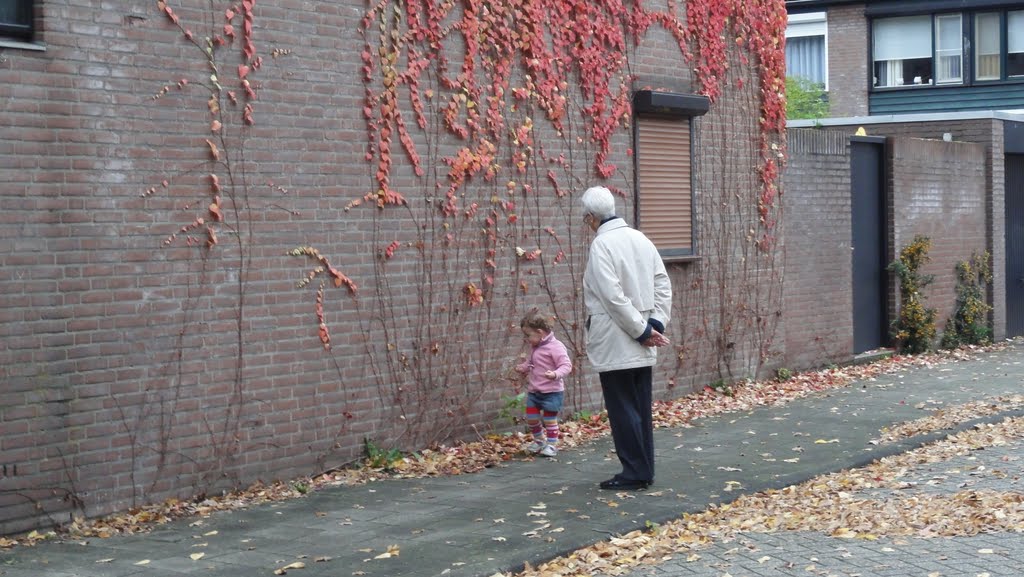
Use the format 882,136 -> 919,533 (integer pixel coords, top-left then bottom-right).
599,477 -> 650,490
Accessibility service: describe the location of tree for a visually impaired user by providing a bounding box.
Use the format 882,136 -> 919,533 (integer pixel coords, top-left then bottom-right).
785,76 -> 829,120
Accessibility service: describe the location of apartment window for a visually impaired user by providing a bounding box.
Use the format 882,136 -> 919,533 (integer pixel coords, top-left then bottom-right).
636,116 -> 693,256
976,13 -> 1001,80
935,14 -> 963,83
1010,11 -> 1024,77
786,12 -> 828,88
873,15 -> 937,87
0,0 -> 33,40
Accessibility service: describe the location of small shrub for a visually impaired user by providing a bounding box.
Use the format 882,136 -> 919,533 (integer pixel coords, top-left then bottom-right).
889,235 -> 936,354
363,438 -> 403,469
941,251 -> 992,349
776,367 -> 793,382
707,379 -> 734,396
497,392 -> 526,426
571,409 -> 593,422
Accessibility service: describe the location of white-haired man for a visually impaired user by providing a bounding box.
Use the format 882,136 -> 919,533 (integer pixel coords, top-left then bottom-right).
580,185 -> 672,490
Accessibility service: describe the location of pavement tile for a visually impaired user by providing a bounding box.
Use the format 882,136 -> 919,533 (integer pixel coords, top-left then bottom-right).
5,343 -> 1024,577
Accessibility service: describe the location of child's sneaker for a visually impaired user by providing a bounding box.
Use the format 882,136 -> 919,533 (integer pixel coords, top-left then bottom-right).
539,444 -> 557,457
525,440 -> 545,453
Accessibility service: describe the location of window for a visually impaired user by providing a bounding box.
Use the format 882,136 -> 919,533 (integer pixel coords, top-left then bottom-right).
635,116 -> 694,257
0,0 -> 33,41
976,13 -> 1001,81
1010,11 -> 1024,77
786,12 -> 828,89
873,15 -> 936,87
935,14 -> 962,83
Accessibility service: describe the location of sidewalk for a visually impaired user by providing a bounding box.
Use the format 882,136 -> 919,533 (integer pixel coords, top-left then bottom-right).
2,342 -> 1023,577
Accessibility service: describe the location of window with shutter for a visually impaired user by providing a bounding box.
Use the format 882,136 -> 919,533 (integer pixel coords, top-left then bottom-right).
635,115 -> 694,258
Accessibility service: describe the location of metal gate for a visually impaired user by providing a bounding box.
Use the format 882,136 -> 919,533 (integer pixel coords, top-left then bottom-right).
1006,155 -> 1024,337
851,137 -> 887,353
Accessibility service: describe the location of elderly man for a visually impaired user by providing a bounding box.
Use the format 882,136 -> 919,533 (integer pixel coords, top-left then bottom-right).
581,185 -> 672,490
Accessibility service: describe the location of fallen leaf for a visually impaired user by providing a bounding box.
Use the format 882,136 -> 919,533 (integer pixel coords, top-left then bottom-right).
190,552 -> 205,561
274,561 -> 306,574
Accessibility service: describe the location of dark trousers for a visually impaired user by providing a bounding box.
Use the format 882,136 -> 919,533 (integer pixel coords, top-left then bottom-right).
599,366 -> 654,482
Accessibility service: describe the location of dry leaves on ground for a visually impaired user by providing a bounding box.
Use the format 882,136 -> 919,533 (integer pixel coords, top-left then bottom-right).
500,415 -> 1024,577
1,343 -> 1008,548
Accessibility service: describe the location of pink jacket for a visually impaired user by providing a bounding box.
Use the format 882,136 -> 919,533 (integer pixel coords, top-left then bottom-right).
517,332 -> 572,393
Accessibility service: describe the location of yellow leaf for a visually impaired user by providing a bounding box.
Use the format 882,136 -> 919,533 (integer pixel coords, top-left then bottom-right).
135,560 -> 151,565
832,527 -> 855,538
190,553 -> 205,561
814,438 -> 839,444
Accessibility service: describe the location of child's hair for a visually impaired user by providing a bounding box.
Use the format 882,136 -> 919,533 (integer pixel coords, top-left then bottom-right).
520,310 -> 553,332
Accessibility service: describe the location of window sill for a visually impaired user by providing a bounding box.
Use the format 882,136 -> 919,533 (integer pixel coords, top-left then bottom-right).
662,254 -> 701,264
0,39 -> 45,51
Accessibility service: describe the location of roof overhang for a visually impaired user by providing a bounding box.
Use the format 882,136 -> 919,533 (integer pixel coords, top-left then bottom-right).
633,91 -> 710,117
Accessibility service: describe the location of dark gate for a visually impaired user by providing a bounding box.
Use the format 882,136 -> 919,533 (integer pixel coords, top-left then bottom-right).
1006,155 -> 1024,337
851,136 -> 887,353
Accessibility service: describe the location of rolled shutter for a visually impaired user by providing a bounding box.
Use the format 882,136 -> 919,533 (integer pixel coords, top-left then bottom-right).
636,116 -> 692,254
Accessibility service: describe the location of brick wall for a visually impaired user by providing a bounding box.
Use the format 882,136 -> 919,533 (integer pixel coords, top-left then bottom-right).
801,120 -> 1005,339
825,4 -> 869,118
888,137 -> 989,333
0,0 -> 997,535
1,0 -> 751,534
782,130 -> 854,369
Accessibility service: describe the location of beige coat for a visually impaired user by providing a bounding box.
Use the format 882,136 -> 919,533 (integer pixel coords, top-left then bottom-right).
583,219 -> 672,373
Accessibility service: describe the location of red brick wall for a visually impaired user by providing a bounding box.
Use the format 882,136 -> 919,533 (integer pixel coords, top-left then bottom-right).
4,0 -> 764,534
0,0 -> 996,535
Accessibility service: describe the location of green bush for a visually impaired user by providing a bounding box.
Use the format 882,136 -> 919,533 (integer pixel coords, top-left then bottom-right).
889,235 -> 937,354
785,76 -> 829,120
363,438 -> 403,469
941,251 -> 992,348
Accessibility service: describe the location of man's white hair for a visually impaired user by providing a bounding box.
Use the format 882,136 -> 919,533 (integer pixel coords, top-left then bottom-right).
580,186 -> 616,220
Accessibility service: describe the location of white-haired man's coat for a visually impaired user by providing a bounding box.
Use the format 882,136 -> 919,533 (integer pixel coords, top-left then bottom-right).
583,218 -> 672,373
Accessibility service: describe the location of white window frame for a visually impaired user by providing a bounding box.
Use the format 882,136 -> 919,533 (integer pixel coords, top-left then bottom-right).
786,12 -> 829,91
935,13 -> 963,84
975,12 -> 1002,81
